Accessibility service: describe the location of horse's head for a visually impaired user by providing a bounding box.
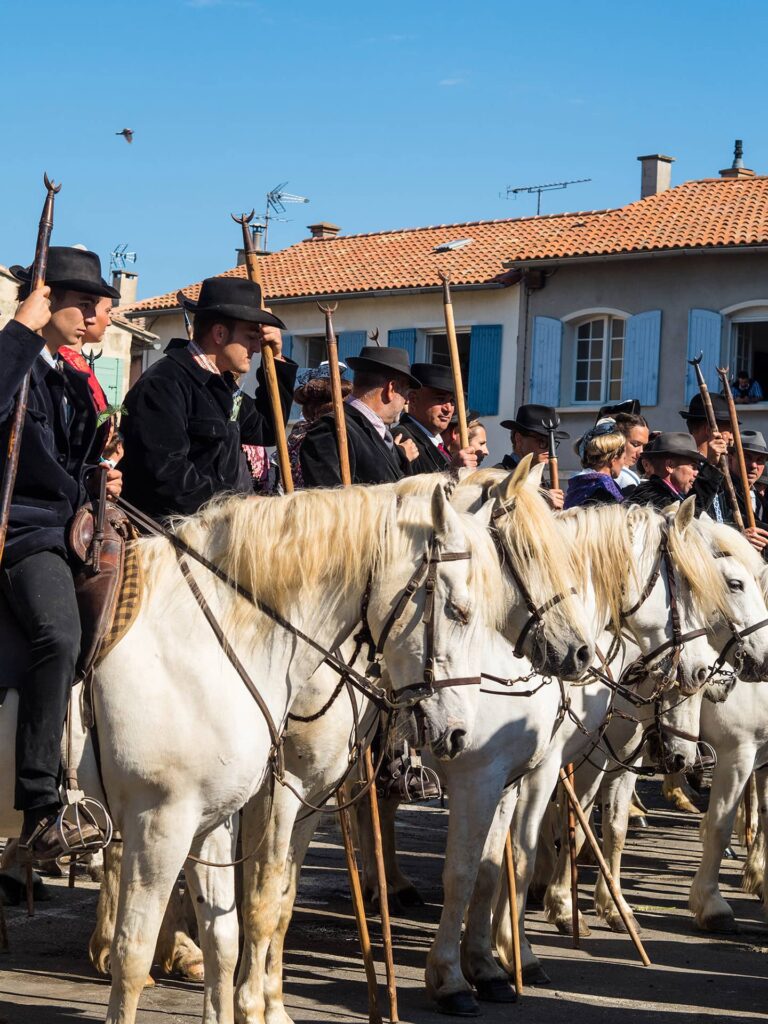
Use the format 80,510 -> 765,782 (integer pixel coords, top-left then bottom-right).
643,684 -> 708,773
455,458 -> 595,681
367,485 -> 505,761
672,510 -> 768,683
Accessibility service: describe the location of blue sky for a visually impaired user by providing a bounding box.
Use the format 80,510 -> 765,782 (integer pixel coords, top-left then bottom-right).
1,0 -> 764,299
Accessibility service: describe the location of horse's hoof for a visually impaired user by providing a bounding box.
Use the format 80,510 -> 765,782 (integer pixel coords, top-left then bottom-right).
176,960 -> 204,983
521,963 -> 551,986
395,885 -> 425,908
553,916 -> 591,937
435,991 -> 481,1017
629,816 -> 649,830
144,974 -> 155,988
699,913 -> 738,934
475,978 -> 516,1003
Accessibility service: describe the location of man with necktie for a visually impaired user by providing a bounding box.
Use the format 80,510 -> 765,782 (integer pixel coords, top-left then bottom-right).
394,363 -> 478,475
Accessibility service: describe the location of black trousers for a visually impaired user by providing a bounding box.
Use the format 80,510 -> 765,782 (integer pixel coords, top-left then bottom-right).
0,550 -> 81,811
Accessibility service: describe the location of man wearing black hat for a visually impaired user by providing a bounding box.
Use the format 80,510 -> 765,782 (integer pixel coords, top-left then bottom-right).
120,276 -> 296,519
300,346 -> 419,487
496,404 -> 568,509
724,430 -> 768,554
627,433 -> 705,511
681,393 -> 734,522
394,363 -> 478,475
0,247 -> 123,858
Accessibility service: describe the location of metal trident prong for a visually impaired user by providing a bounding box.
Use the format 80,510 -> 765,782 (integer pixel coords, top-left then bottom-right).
716,365 -> 730,377
43,173 -> 61,195
688,351 -> 704,368
230,209 -> 255,226
317,301 -> 338,315
368,328 -> 380,346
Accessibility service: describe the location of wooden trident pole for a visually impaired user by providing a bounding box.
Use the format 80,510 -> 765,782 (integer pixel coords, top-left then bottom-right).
231,211 -> 293,493
0,174 -> 61,567
689,354 -> 744,530
318,301 -> 398,1023
717,366 -> 755,531
439,272 -> 469,450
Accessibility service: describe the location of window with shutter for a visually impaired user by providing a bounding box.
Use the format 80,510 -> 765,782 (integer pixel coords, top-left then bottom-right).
686,309 -> 722,402
621,310 -> 661,406
337,331 -> 367,363
468,325 -> 503,415
388,328 -> 417,362
530,317 -> 562,406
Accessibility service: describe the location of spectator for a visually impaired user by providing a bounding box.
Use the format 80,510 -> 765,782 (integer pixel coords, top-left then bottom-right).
627,432 -> 704,510
287,362 -> 352,488
613,412 -> 650,489
564,419 -> 626,508
730,369 -> 763,404
725,430 -> 768,554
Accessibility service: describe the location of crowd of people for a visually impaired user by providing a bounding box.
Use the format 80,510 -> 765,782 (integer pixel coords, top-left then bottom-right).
1,245 -> 767,860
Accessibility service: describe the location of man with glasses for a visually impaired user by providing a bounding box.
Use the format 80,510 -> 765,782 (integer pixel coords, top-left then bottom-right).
496,403 -> 568,509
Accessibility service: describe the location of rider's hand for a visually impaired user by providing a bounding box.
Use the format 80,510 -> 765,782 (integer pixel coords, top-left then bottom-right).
393,434 -> 419,463
706,434 -> 728,464
258,310 -> 284,361
745,526 -> 768,553
452,447 -> 478,469
14,286 -> 51,333
547,488 -> 565,510
104,468 -> 123,500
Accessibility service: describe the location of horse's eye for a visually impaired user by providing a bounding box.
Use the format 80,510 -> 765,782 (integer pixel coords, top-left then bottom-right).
728,578 -> 744,593
447,603 -> 470,625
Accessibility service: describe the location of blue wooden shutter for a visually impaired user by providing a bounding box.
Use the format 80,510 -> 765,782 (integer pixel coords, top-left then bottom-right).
281,333 -> 293,360
337,330 -> 367,363
468,325 -> 503,415
686,309 -> 722,402
621,310 -> 661,406
388,328 -> 417,362
529,317 -> 562,405
93,356 -> 124,405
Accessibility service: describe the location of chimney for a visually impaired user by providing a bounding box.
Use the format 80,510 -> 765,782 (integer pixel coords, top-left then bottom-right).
307,222 -> 341,240
111,269 -> 138,306
720,139 -> 756,179
637,154 -> 675,198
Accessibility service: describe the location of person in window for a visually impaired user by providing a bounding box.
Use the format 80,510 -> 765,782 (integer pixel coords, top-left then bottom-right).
496,404 -> 568,509
564,419 -> 626,508
627,432 -> 705,510
395,363 -> 478,474
730,369 -> 763,404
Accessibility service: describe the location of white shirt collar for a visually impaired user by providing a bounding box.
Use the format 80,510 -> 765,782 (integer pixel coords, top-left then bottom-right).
408,416 -> 441,447
39,346 -> 57,369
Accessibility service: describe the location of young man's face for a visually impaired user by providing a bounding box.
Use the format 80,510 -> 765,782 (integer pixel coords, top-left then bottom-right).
624,425 -> 650,467
217,319 -> 264,375
44,289 -> 100,351
689,419 -> 733,448
512,430 -> 549,464
84,295 -> 113,348
407,385 -> 455,434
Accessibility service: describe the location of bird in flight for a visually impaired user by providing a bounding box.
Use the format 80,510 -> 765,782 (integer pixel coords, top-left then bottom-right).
116,128 -> 134,144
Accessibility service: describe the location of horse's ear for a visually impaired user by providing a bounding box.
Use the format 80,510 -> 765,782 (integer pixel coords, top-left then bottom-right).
526,461 -> 546,490
487,453 -> 534,504
431,482 -> 461,543
673,495 -> 697,534
474,498 -> 495,529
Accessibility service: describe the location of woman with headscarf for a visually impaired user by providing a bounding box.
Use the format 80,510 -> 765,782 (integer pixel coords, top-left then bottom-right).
284,363 -> 352,489
564,418 -> 627,508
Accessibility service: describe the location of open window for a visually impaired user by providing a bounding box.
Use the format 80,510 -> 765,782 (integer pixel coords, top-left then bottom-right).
573,316 -> 625,404
731,317 -> 768,399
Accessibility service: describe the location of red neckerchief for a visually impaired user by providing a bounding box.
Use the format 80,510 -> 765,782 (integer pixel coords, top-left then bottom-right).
58,347 -> 108,413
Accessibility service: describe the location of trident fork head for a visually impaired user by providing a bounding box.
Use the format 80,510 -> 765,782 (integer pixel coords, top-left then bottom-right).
542,417 -> 558,434
43,172 -> 61,195
317,301 -> 338,316
368,328 -> 380,345
688,351 -> 703,368
231,209 -> 255,225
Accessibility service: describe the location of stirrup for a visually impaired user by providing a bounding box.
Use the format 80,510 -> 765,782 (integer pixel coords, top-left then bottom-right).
693,741 -> 717,772
57,795 -> 114,856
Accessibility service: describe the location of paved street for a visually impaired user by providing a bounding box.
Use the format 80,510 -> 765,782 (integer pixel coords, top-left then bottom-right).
1,784 -> 767,1023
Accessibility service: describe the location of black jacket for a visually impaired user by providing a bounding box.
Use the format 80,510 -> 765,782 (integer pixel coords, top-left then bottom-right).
0,320 -> 98,566
626,476 -> 685,512
691,461 -> 726,519
121,340 -> 296,518
300,402 -> 412,487
393,413 -> 452,475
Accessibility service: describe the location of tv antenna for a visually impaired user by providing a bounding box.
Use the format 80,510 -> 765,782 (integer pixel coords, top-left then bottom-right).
503,178 -> 591,216
109,243 -> 137,273
250,182 -> 309,251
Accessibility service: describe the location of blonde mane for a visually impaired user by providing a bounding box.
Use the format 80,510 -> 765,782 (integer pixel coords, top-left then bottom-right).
672,514 -> 768,612
137,485 -> 506,634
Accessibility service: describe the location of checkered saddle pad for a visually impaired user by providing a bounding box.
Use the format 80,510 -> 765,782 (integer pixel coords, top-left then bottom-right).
97,539 -> 143,664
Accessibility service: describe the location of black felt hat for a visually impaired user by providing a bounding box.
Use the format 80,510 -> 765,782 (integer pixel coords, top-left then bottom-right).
679,393 -> 735,423
409,362 -> 457,393
643,432 -> 705,462
346,346 -> 421,388
500,403 -> 569,440
178,277 -> 286,330
11,246 -> 120,300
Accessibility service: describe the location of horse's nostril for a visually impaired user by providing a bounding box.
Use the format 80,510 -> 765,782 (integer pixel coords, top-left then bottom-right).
449,728 -> 467,756
694,666 -> 709,684
576,645 -> 591,670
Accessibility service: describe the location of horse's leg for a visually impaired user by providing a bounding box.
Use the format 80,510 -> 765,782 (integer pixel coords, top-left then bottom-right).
689,747 -> 755,932
90,840 -> 126,978
263,812 -> 319,1024
460,786 -> 517,1002
593,768 -> 642,933
185,821 -> 239,1024
156,878 -> 205,983
494,757 -> 562,985
235,786 -> 301,1024
743,765 -> 768,907
543,758 -> 604,937
357,790 -> 418,907
106,812 -> 197,1024
425,774 -> 505,1014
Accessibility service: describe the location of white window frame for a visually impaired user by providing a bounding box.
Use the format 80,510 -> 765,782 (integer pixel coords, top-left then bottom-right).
570,313 -> 626,406
294,335 -> 327,369
724,305 -> 768,406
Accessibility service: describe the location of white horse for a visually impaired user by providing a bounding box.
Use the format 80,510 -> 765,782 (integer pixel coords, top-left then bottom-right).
0,483 -> 507,1024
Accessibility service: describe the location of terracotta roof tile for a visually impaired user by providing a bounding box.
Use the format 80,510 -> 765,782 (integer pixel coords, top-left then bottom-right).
122,177 -> 768,314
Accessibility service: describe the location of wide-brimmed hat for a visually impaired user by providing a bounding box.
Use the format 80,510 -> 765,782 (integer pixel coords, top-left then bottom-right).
679,392 -> 736,424
294,361 -> 350,403
410,362 -> 457,394
500,403 -> 569,440
178,277 -> 286,330
11,246 -> 120,300
346,346 -> 421,388
597,398 -> 642,420
741,430 -> 768,456
643,432 -> 705,463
